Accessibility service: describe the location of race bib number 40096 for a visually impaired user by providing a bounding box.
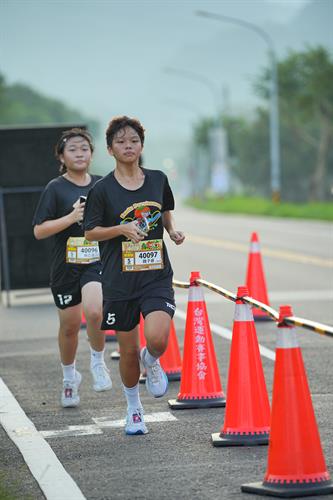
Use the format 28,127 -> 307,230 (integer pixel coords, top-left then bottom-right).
66,237 -> 100,264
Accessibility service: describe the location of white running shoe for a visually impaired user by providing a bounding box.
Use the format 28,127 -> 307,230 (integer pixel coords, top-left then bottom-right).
125,407 -> 148,435
61,371 -> 82,408
140,347 -> 168,398
90,363 -> 112,392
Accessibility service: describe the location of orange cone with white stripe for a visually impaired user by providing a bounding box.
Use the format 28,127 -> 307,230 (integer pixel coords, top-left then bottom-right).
81,310 -> 87,329
104,329 -> 117,342
246,232 -> 271,321
242,305 -> 333,497
212,286 -> 270,446
168,271 -> 226,409
139,315 -> 148,383
160,320 -> 182,381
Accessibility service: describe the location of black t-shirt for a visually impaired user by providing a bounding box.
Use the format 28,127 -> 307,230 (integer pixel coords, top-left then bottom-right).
83,168 -> 175,301
32,174 -> 102,287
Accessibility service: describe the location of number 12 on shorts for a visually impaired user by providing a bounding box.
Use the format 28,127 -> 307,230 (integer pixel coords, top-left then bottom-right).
57,294 -> 73,306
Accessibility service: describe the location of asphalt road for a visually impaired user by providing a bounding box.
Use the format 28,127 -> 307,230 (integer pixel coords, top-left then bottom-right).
1,206 -> 333,500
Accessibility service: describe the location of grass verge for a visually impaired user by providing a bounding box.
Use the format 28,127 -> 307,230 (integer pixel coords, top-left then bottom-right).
186,196 -> 333,221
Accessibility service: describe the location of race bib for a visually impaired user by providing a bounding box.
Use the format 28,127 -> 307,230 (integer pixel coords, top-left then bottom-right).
66,237 -> 100,264
122,239 -> 164,272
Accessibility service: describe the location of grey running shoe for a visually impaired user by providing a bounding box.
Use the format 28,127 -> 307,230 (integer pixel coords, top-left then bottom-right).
90,363 -> 112,392
125,407 -> 148,435
140,347 -> 168,398
61,371 -> 82,408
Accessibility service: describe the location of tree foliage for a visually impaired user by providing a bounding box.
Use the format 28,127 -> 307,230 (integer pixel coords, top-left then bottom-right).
0,72 -> 99,136
256,46 -> 333,200
192,46 -> 333,201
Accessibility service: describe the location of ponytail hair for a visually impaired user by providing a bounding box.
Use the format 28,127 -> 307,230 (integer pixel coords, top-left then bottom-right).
55,128 -> 94,174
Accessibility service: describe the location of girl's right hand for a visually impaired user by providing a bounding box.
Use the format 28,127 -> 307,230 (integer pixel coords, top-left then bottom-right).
71,198 -> 85,224
121,221 -> 147,243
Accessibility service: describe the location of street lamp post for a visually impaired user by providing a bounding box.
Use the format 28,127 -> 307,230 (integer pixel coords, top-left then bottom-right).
196,10 -> 281,201
164,67 -> 222,118
164,67 -> 230,196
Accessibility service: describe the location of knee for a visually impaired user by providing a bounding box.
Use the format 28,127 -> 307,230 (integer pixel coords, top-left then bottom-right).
147,332 -> 169,355
119,343 -> 139,360
85,308 -> 101,325
60,323 -> 79,340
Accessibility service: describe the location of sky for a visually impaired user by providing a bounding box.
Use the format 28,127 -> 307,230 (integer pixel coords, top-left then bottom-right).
1,0 -> 332,176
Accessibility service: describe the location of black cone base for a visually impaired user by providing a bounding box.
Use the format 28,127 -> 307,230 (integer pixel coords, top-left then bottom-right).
241,480 -> 333,498
140,371 -> 180,383
166,372 -> 181,381
168,396 -> 226,409
253,315 -> 273,322
105,335 -> 117,342
212,431 -> 269,447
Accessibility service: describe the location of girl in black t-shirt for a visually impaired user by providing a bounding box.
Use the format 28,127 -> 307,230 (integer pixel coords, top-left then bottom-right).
33,128 -> 112,408
84,116 -> 185,435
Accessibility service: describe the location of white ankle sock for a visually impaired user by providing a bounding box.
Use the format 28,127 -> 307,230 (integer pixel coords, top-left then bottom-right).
62,362 -> 76,382
144,348 -> 158,367
123,384 -> 142,409
90,347 -> 105,368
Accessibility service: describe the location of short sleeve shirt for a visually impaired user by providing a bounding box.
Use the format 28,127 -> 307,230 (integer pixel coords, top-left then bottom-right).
83,168 -> 175,300
32,174 -> 102,286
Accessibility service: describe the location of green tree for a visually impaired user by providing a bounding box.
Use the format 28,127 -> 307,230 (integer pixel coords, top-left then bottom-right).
256,46 -> 333,200
0,72 -> 99,136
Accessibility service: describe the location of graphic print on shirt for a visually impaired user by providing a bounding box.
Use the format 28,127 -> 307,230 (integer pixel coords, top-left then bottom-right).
119,201 -> 163,272
120,200 -> 162,234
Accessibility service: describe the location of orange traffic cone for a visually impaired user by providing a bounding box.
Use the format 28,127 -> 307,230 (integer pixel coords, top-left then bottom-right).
246,232 -> 271,321
168,271 -> 226,409
139,315 -> 148,383
212,286 -> 270,446
104,329 -> 117,342
242,305 -> 333,497
160,320 -> 182,381
139,314 -> 146,349
81,310 -> 87,329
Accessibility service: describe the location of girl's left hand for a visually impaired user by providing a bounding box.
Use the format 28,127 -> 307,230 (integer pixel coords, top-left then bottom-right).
169,230 -> 185,245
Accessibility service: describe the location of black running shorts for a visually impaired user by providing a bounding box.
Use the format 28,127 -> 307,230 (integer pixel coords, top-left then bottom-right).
101,287 -> 176,332
51,263 -> 102,309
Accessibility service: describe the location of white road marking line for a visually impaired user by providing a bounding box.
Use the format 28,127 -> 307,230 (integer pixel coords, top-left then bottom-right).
93,411 -> 177,428
0,377 -> 86,500
0,349 -> 58,359
40,425 -> 103,439
40,412 -> 177,439
186,233 -> 333,268
174,309 -> 276,362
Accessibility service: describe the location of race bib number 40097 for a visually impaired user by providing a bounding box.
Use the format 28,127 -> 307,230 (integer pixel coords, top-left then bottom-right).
122,239 -> 164,272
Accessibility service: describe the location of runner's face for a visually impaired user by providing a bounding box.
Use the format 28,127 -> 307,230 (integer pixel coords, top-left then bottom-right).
60,137 -> 92,172
109,126 -> 143,163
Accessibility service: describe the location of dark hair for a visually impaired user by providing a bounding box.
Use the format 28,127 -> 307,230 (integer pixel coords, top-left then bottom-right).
55,128 -> 94,174
105,116 -> 145,148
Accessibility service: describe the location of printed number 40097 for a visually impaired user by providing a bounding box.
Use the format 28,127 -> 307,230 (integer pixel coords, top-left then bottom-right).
138,251 -> 158,259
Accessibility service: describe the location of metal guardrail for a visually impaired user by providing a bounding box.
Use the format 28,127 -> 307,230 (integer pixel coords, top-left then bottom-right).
173,278 -> 333,339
